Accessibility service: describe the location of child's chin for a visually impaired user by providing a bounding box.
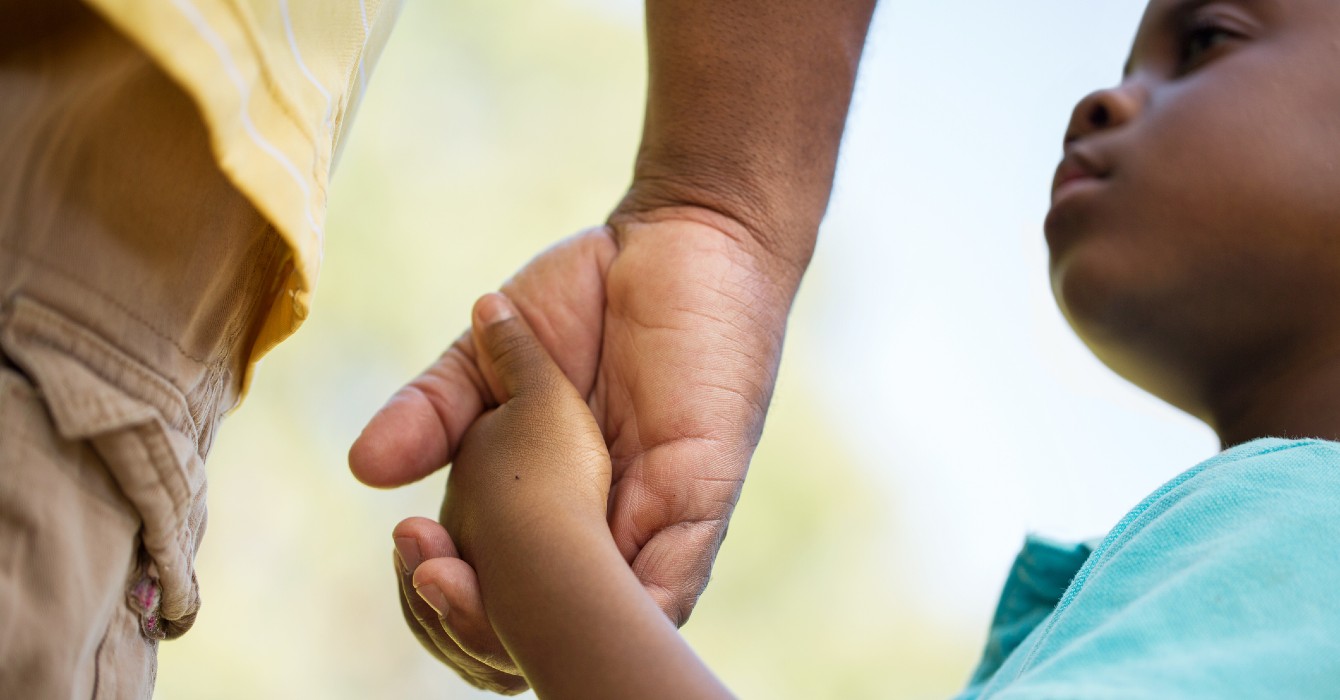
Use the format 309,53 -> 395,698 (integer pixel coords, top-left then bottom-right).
1051,234 -> 1122,319
1051,240 -> 1162,343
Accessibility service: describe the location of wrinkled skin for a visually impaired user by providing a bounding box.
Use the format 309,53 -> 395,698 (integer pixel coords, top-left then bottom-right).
352,212 -> 798,692
352,0 -> 875,688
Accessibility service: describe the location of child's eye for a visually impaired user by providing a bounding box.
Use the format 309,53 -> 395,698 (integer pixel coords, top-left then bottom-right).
1178,21 -> 1236,73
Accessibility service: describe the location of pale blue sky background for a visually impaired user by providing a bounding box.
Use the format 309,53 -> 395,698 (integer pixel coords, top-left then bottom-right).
811,0 -> 1218,631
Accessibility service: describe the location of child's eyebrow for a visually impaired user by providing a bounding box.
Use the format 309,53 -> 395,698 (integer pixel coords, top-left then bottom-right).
1121,0 -> 1273,79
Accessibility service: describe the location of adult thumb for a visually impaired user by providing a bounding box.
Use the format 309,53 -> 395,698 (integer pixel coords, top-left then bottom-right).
470,292 -> 565,404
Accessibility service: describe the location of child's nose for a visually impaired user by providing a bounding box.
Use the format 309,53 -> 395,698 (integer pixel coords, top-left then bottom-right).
1064,83 -> 1142,147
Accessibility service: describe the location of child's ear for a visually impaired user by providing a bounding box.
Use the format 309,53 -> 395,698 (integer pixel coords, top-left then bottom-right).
469,292 -> 566,406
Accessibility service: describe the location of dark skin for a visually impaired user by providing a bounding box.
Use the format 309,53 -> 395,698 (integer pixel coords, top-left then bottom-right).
1049,0 -> 1340,450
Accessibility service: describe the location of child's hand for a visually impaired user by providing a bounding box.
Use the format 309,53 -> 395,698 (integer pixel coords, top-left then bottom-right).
396,294 -> 729,698
440,292 -> 613,570
390,292 -> 617,693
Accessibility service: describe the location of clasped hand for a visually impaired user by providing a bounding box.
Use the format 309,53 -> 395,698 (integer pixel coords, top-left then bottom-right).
350,214 -> 800,693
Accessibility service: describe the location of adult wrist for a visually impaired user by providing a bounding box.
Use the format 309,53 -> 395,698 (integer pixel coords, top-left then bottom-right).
607,194 -> 816,302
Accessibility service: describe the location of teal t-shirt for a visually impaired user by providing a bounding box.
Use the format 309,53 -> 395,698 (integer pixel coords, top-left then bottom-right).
958,438 -> 1340,699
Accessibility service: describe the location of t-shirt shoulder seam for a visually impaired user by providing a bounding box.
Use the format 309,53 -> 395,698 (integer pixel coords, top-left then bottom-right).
1005,438 -> 1328,682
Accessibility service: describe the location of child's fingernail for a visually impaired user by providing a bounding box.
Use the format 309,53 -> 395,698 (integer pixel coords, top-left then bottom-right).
416,582 -> 449,617
477,293 -> 515,325
393,537 -> 422,575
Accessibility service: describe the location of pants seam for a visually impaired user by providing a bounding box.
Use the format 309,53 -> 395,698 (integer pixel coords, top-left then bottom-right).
4,298 -> 203,449
0,238 -> 212,365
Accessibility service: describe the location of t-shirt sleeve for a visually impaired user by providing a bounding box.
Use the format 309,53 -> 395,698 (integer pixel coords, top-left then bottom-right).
976,441 -> 1340,699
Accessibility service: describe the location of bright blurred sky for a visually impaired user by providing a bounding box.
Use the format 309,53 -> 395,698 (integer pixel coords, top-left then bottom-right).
812,0 -> 1219,630
155,1 -> 1233,697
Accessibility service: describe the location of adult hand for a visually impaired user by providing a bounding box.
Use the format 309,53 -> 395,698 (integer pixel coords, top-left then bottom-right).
350,208 -> 803,692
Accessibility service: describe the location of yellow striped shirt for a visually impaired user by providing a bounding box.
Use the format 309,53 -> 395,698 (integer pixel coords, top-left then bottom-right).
85,0 -> 402,364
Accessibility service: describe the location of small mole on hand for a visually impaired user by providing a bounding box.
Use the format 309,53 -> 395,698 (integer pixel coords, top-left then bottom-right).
514,475 -> 520,480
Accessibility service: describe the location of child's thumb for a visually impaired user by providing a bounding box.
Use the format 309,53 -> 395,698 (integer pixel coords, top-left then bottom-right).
470,292 -> 565,404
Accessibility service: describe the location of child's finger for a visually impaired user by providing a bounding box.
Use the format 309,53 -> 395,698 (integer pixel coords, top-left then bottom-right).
470,292 -> 569,404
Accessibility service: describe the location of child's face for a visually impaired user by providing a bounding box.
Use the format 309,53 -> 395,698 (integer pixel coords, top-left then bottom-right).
1047,0 -> 1340,424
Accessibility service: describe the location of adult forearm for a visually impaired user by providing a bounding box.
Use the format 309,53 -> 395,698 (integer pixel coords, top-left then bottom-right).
615,0 -> 878,273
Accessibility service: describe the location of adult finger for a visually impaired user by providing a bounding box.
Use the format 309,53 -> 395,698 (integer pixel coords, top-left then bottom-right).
349,331 -> 488,488
411,557 -> 525,681
350,229 -> 615,489
630,517 -> 730,628
392,520 -> 491,680
392,519 -> 528,693
396,518 -> 522,676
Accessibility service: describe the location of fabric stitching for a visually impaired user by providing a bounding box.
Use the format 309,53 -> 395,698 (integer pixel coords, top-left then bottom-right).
1008,439 -> 1322,682
137,422 -> 190,527
94,428 -> 192,634
90,622 -> 109,699
100,427 -> 198,638
184,223 -> 283,434
213,223 -> 286,366
5,304 -> 202,448
0,239 -> 210,365
2,220 -> 288,451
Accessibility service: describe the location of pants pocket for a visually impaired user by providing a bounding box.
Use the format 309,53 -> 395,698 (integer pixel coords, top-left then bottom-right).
0,363 -> 145,697
0,296 -> 208,641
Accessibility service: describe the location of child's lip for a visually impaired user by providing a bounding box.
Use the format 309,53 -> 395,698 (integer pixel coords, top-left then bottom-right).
1050,150 -> 1110,204
1052,172 -> 1102,204
1045,148 -> 1112,248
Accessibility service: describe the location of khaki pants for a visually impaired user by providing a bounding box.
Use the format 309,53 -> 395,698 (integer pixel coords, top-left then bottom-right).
0,2 -> 286,696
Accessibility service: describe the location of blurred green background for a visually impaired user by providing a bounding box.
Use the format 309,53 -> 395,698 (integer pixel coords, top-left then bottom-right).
157,0 -> 1218,697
